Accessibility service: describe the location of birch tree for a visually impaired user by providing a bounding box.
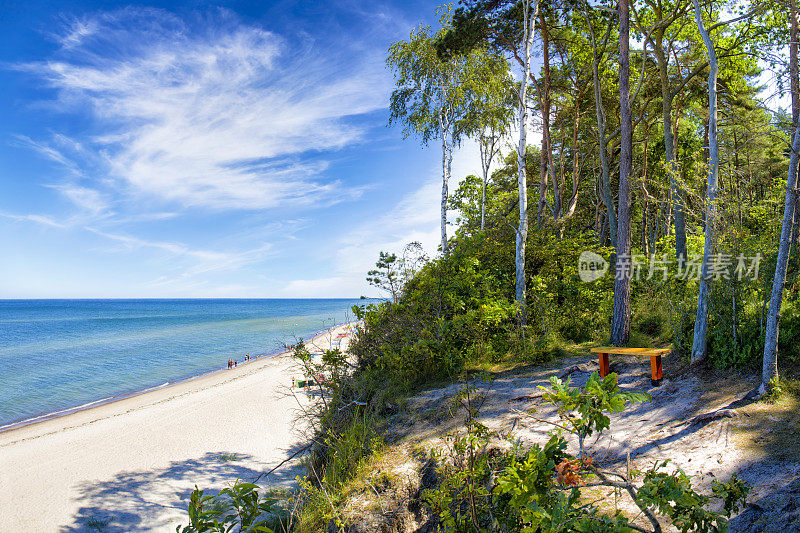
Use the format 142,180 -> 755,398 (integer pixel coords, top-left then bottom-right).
462,55 -> 515,232
388,13 -> 501,256
761,0 -> 800,393
690,0 -> 719,364
437,0 -> 540,323
515,0 -> 540,323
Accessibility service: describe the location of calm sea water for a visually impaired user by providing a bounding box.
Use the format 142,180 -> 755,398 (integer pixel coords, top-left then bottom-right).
0,299 -> 365,429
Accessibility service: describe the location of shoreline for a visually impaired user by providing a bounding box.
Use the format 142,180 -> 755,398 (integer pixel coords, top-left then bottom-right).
0,320 -> 357,531
0,321 -> 351,435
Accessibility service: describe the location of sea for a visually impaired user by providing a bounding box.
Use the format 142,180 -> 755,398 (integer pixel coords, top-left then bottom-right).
0,298 -> 366,430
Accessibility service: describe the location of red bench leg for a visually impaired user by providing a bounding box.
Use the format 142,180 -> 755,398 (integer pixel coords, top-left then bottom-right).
599,352 -> 610,378
650,355 -> 663,385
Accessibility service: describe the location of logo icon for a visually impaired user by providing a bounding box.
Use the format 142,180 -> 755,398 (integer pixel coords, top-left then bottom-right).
578,251 -> 608,282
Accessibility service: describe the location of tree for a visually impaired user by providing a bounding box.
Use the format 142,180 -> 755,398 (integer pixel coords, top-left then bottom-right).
460,50 -> 515,232
631,0 -> 695,263
514,0 -> 540,324
366,243 -> 428,303
761,61 -> 800,394
388,10 -> 496,256
792,0 -> 800,244
580,1 -> 618,248
690,0 -> 720,365
611,0 -> 633,346
759,0 -> 800,394
367,251 -> 401,303
437,0 -> 541,323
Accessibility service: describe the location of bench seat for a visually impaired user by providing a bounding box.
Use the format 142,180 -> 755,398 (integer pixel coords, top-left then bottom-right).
590,347 -> 670,385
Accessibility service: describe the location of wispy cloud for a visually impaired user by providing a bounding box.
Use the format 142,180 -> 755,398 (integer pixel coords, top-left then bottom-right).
0,212 -> 67,228
21,7 -> 389,212
83,226 -> 277,293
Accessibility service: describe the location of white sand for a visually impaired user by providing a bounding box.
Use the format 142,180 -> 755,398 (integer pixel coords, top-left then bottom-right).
0,323 -> 355,532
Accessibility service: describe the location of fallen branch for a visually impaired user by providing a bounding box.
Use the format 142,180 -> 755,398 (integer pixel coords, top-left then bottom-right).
252,442 -> 313,483
688,409 -> 738,426
510,392 -> 544,402
591,467 -> 662,533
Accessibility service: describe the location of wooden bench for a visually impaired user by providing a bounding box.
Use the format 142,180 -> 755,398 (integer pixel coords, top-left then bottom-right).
590,347 -> 671,385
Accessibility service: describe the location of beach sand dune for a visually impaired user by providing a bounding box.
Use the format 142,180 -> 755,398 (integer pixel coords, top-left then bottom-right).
0,323 -> 353,532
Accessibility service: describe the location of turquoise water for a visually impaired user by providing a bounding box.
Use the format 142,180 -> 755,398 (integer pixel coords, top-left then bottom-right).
0,299 -> 364,429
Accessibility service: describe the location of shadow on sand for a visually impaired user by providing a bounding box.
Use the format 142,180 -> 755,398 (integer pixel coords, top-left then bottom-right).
60,449 -> 304,533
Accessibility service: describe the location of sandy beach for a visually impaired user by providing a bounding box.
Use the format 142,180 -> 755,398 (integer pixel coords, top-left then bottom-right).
0,322 -> 355,532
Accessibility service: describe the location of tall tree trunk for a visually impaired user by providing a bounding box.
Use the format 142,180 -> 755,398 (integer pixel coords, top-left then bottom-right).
563,102 -> 581,220
515,0 -> 539,324
540,12 -> 560,220
761,122 -> 800,394
582,3 -> 617,248
691,0 -> 718,365
539,146 -> 548,226
641,131 -> 651,255
762,0 -> 800,393
480,136 -> 488,231
441,120 -> 452,255
479,131 -> 498,232
611,0 -> 633,346
656,47 -> 686,262
791,0 -> 800,244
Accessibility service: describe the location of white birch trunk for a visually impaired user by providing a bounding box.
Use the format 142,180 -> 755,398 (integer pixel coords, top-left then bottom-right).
515,0 -> 539,323
691,0 -> 718,364
761,124 -> 800,393
441,119 -> 451,255
480,137 -> 487,231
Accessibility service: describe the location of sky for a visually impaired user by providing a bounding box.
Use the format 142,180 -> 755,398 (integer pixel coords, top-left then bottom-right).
0,0 -> 490,298
2,1 -> 786,300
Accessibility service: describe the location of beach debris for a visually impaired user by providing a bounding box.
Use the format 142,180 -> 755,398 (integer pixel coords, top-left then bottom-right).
688,408 -> 739,426
510,391 -> 544,402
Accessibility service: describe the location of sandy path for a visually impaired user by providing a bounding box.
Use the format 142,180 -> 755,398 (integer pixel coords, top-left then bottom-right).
400,353 -> 800,532
0,323 -> 355,532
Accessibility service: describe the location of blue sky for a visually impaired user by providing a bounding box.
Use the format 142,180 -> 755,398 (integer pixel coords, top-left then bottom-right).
0,0 -> 483,298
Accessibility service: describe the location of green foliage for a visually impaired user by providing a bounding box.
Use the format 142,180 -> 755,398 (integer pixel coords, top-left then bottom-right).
540,372 -> 650,455
348,224 -> 622,392
423,421 -> 499,531
177,481 -> 288,533
495,434 -> 569,513
366,251 -> 400,302
288,340 -> 392,531
387,7 -> 511,147
417,375 -> 746,533
636,461 -> 749,533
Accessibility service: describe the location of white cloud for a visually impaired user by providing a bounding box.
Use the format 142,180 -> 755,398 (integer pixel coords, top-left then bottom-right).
0,212 -> 67,228
285,140 -> 486,297
50,184 -> 110,216
85,226 -> 274,275
22,7 -> 389,211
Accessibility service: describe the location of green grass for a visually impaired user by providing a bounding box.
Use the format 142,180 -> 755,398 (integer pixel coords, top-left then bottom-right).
85,515 -> 110,532
218,452 -> 242,462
